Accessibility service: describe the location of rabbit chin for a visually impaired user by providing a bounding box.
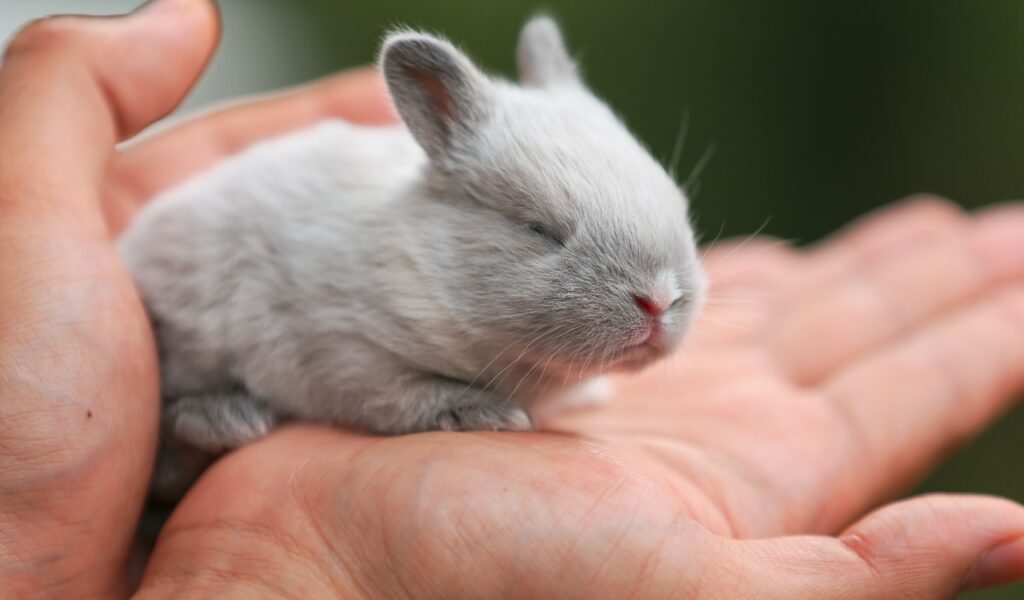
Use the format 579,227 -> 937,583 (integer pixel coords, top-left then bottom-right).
604,340 -> 676,372
537,338 -> 678,379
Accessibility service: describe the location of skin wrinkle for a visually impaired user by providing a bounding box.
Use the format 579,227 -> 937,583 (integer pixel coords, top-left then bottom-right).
833,496 -> 1002,595
233,522 -> 338,599
539,452 -> 686,594
680,390 -> 819,532
836,532 -> 885,588
1,465 -> 123,597
299,501 -> 381,600
419,436 -> 593,593
624,436 -> 739,537
299,439 -> 414,600
88,43 -> 133,142
2,367 -> 104,480
684,528 -> 724,593
804,394 -> 875,534
146,538 -> 266,597
546,472 -> 655,597
384,459 -> 440,600
434,434 -> 659,593
679,372 -> 847,532
447,499 -> 519,598
146,516 -> 331,598
576,477 -> 650,592
622,532 -> 674,600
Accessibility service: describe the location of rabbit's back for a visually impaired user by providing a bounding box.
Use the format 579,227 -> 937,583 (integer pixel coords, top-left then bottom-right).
119,120 -> 425,399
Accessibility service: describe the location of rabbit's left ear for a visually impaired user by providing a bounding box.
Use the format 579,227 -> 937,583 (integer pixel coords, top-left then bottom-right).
381,31 -> 494,160
516,16 -> 579,87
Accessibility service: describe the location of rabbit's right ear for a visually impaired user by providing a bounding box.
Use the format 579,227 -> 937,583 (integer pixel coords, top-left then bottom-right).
517,16 -> 579,87
381,32 -> 494,160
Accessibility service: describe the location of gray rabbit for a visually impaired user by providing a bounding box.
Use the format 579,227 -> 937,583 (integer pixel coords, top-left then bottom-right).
119,16 -> 706,499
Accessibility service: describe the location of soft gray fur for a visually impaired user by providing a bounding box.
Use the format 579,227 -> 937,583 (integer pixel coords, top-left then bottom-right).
119,16 -> 706,500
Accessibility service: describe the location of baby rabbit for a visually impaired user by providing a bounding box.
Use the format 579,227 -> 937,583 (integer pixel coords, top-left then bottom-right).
119,16 -> 705,499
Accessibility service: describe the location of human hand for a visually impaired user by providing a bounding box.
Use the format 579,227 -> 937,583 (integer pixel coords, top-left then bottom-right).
0,1 -> 391,596
2,2 -> 1023,598
132,199 -> 1024,599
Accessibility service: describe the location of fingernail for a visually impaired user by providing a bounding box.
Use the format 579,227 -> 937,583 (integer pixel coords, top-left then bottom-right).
963,537 -> 1024,591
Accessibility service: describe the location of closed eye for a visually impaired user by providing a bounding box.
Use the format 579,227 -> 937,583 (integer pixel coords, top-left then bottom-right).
527,222 -> 565,247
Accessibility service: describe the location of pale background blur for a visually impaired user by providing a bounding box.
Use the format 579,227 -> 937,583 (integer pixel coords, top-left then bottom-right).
0,0 -> 319,111
3,2 -> 1022,598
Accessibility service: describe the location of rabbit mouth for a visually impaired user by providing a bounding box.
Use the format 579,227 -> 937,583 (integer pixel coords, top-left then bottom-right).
527,340 -> 651,376
601,338 -> 665,372
607,348 -> 660,372
518,325 -> 674,376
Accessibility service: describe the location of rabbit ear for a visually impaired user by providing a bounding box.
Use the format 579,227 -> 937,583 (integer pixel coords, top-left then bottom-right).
516,15 -> 579,87
381,31 -> 494,160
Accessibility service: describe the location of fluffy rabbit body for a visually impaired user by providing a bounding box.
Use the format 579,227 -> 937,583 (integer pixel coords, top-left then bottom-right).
119,17 -> 705,498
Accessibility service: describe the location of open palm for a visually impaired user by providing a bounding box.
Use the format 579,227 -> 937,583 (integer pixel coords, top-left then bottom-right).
137,198 -> 1024,599
1,3 -> 1022,598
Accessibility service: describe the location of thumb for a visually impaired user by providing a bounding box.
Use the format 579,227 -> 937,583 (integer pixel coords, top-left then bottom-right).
0,0 -> 218,224
720,494 -> 1024,598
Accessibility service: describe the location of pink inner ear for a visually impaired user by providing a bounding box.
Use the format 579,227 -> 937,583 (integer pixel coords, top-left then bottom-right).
409,69 -> 456,123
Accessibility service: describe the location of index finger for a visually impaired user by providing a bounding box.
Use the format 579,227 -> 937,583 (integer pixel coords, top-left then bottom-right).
104,68 -> 396,232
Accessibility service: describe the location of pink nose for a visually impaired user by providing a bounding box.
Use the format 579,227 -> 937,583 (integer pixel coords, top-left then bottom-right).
633,295 -> 665,319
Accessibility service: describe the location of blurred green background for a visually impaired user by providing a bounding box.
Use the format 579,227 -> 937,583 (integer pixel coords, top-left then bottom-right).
3,1 -> 1021,597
